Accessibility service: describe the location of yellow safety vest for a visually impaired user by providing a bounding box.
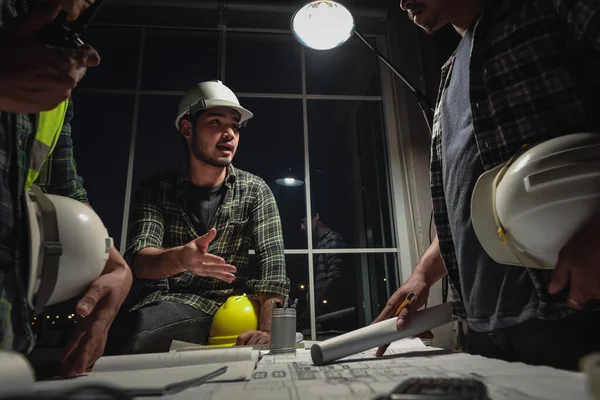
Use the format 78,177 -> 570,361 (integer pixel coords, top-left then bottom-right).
25,100 -> 69,191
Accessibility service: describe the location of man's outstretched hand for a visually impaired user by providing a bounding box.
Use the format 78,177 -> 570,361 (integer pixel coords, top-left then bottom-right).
178,228 -> 237,283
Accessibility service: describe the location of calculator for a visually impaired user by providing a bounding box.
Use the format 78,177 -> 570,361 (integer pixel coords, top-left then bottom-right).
375,377 -> 489,400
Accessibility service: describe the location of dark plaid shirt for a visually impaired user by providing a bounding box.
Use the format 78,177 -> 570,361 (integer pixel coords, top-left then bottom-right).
125,165 -> 290,316
314,229 -> 347,285
432,0 -> 600,319
0,94 -> 88,351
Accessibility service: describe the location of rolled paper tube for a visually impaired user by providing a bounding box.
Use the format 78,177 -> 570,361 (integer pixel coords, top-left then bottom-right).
311,302 -> 453,365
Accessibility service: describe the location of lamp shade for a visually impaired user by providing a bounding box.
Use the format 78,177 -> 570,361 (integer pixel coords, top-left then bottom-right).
275,168 -> 304,187
291,1 -> 355,50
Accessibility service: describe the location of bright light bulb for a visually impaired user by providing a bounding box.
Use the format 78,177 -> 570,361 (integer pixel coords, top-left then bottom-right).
276,176 -> 304,187
291,1 -> 355,51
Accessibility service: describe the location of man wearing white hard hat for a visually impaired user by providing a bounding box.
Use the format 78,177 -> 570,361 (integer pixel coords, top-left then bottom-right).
373,0 -> 600,371
108,81 -> 290,354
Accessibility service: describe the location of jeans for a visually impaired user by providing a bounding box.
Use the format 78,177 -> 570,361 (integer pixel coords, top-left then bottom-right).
105,301 -> 213,355
462,311 -> 600,371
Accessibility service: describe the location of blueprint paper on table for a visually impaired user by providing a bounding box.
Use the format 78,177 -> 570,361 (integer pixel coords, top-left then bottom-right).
143,339 -> 593,400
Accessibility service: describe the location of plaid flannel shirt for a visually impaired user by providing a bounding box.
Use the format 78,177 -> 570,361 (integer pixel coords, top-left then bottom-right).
314,229 -> 347,285
432,0 -> 600,320
0,93 -> 88,351
125,165 -> 290,316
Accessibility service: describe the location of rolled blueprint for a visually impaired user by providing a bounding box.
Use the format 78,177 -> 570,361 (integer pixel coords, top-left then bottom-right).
0,351 -> 35,397
311,302 -> 453,365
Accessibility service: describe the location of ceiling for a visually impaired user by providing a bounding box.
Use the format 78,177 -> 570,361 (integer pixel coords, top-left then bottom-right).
93,0 -> 392,33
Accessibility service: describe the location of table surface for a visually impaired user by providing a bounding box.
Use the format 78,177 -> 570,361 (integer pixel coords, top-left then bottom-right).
137,339 -> 595,400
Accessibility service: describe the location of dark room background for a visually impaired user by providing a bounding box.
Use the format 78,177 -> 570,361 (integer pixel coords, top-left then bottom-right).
37,0 -> 412,345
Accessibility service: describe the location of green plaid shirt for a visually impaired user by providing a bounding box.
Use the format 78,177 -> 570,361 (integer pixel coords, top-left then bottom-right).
125,165 -> 289,315
0,97 -> 88,352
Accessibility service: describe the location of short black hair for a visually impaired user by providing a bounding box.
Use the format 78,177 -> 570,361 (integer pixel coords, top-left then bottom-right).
300,212 -> 321,224
179,111 -> 204,152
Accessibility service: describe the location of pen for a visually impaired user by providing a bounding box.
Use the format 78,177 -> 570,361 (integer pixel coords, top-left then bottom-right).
393,292 -> 415,318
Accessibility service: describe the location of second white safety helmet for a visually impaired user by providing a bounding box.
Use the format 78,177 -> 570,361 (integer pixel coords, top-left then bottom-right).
471,132 -> 600,269
175,80 -> 253,130
25,186 -> 112,315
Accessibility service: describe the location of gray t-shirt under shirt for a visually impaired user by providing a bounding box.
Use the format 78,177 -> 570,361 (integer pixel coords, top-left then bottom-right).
185,182 -> 225,235
440,29 -> 538,332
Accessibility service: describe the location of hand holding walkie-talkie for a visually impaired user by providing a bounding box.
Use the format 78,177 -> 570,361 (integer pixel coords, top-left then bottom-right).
40,0 -> 105,48
0,0 -> 103,113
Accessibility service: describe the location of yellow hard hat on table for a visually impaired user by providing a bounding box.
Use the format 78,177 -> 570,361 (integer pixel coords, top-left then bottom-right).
207,294 -> 260,347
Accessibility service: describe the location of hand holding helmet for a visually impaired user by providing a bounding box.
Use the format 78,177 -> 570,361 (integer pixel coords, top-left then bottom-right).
25,185 -> 111,315
472,132 -> 600,309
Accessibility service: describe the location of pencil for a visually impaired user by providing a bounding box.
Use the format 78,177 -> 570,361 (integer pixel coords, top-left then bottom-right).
393,292 -> 415,318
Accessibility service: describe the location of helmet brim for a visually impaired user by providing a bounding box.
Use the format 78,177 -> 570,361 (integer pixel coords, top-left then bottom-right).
471,164 -> 522,267
175,100 -> 254,130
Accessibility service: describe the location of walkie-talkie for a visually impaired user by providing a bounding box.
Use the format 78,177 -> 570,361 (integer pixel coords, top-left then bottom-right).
39,0 -> 104,49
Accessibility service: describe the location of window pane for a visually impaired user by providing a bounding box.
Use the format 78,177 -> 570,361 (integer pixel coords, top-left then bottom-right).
308,100 -> 395,249
226,33 -> 302,94
79,27 -> 141,90
142,29 -> 219,91
297,253 -> 399,340
71,92 -> 135,248
248,253 -> 308,305
305,37 -> 381,96
368,253 -> 400,320
234,98 -> 306,249
132,95 -> 185,192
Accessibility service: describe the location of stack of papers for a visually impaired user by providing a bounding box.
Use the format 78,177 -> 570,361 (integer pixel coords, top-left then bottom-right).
34,347 -> 260,396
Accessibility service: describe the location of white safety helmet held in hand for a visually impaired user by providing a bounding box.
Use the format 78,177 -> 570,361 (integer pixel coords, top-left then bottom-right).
25,185 -> 112,315
174,80 -> 254,130
471,133 -> 600,270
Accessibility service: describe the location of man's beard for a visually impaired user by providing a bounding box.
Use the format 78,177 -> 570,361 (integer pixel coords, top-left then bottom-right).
190,137 -> 232,168
408,11 -> 439,35
422,24 -> 435,35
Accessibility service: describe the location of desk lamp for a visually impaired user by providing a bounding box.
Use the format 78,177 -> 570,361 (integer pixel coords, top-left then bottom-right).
291,0 -> 433,132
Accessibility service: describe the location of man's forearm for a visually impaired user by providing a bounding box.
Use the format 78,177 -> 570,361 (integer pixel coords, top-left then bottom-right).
105,247 -> 133,296
413,235 -> 446,286
85,204 -> 132,297
258,294 -> 284,332
105,247 -> 130,273
134,247 -> 185,280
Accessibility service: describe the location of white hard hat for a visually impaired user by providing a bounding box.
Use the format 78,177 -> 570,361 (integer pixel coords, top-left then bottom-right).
25,185 -> 112,315
175,80 -> 253,130
471,133 -> 600,269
